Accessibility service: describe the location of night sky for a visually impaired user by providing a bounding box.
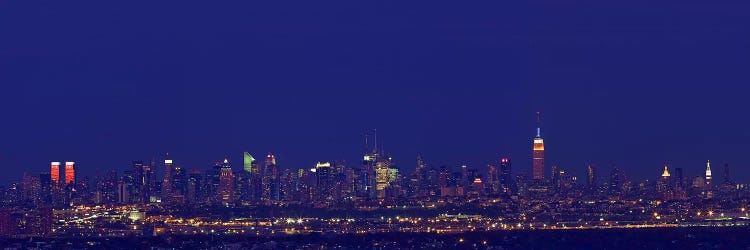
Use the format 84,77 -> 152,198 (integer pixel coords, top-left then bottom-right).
2,1 -> 750,184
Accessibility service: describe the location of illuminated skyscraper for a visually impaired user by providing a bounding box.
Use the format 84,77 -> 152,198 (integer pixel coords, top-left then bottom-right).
705,160 -> 712,184
219,158 -> 234,206
532,112 -> 545,180
705,160 -> 713,198
375,157 -> 393,199
163,155 -> 174,201
658,165 -> 671,192
241,152 -> 256,203
50,162 -> 60,188
316,162 -> 332,202
64,162 -> 75,185
499,157 -> 513,194
243,152 -> 255,173
262,153 -> 276,201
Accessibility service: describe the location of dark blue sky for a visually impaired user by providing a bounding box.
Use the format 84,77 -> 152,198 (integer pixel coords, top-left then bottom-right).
1,1 -> 749,184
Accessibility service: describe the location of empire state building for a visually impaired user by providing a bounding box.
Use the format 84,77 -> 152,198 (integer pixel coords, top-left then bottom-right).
533,112 -> 545,180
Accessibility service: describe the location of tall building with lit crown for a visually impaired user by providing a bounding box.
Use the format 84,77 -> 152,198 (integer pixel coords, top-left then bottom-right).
499,157 -> 513,194
50,162 -> 61,189
64,162 -> 75,185
532,112 -> 545,180
262,153 -> 276,201
219,158 -> 234,206
163,155 -> 174,201
658,165 -> 671,193
705,160 -> 713,198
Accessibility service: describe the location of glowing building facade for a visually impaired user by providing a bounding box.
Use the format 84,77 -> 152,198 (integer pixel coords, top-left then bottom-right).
50,162 -> 60,188
219,158 -> 234,205
64,162 -> 75,185
532,112 -> 545,180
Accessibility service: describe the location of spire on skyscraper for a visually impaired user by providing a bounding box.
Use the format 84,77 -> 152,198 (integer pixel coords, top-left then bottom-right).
536,112 -> 542,138
661,165 -> 670,177
705,160 -> 712,180
532,112 -> 545,180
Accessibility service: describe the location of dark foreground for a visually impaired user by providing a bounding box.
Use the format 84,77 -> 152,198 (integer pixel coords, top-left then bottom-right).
3,227 -> 750,249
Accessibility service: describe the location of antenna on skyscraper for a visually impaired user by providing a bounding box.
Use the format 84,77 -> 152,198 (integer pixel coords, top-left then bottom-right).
535,112 -> 542,137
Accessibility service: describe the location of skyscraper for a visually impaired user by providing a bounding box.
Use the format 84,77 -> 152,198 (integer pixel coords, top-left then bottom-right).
163,156 -> 174,202
609,166 -> 622,195
262,153 -> 276,201
64,162 -> 75,185
416,155 -> 427,197
316,162 -> 332,202
219,158 -> 234,206
50,162 -> 60,189
532,112 -> 545,180
499,157 -> 513,194
586,164 -> 596,190
705,160 -> 712,184
240,152 -> 256,204
243,152 -> 255,173
658,165 -> 671,193
705,160 -> 713,198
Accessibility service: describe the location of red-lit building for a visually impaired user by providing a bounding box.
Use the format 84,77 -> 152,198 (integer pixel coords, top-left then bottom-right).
50,162 -> 61,188
64,162 -> 75,185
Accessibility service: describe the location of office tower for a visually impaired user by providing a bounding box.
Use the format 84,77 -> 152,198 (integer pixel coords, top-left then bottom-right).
705,160 -> 713,198
658,165 -> 671,192
64,162 -> 75,185
675,167 -> 684,189
487,164 -> 499,195
461,165 -> 469,188
375,157 -> 393,199
172,165 -> 186,200
609,166 -> 622,195
142,163 -> 156,202
551,165 -> 560,189
315,162 -> 332,202
705,160 -> 712,186
205,162 -> 222,204
219,158 -> 234,206
416,155 -> 427,197
50,162 -> 61,188
21,173 -> 40,204
499,157 -> 513,194
241,152 -> 255,203
39,173 -> 52,204
586,164 -> 596,190
532,112 -> 545,180
362,153 -> 377,199
163,155 -> 174,201
244,152 -> 255,173
186,169 -> 201,204
117,182 -> 130,204
130,161 -> 144,203
262,153 -> 277,201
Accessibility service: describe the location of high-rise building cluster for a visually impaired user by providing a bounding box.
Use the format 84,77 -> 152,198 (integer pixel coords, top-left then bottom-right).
0,113 -> 749,237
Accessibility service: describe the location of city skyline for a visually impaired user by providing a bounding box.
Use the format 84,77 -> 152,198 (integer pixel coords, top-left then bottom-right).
2,1 -> 750,245
3,2 -> 750,185
16,113 -> 742,189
